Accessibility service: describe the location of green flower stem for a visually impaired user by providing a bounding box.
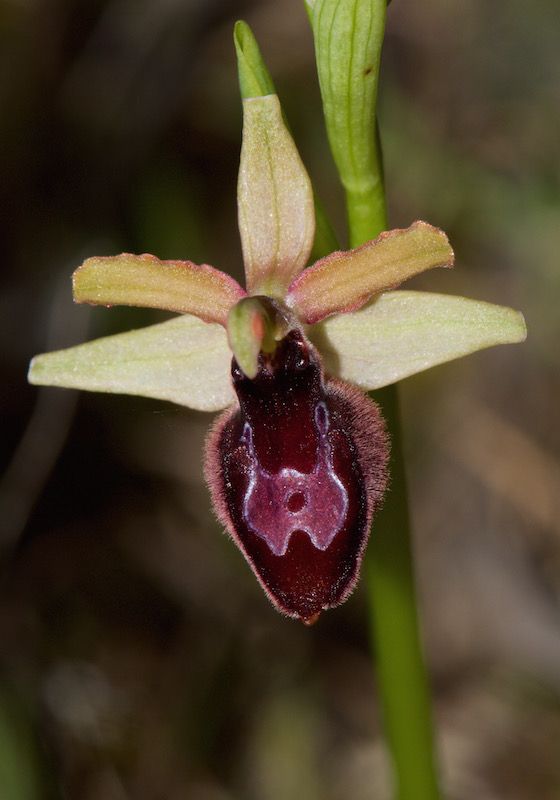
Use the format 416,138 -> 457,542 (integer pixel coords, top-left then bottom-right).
352,101 -> 441,800
309,112 -> 440,798
346,183 -> 386,249
346,82 -> 442,800
349,163 -> 441,799
367,386 -> 441,800
345,150 -> 441,800
346,123 -> 386,247
308,0 -> 442,795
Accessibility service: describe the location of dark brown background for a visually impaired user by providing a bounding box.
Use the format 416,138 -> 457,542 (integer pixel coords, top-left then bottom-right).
1,0 -> 558,797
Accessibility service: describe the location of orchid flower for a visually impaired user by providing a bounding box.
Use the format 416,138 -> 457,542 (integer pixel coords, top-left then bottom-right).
28,91 -> 525,624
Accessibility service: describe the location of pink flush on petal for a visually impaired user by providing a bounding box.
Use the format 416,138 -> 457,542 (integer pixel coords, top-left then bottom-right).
205,329 -> 389,623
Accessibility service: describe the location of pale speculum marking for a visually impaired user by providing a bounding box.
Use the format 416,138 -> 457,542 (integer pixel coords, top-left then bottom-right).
241,402 -> 348,556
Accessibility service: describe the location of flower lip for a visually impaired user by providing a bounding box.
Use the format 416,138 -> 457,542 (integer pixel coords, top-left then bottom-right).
205,327 -> 389,622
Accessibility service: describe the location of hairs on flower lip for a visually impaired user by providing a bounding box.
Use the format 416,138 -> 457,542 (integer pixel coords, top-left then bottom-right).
204,329 -> 389,623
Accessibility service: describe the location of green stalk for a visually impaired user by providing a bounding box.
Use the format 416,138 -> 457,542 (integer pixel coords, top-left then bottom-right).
347,118 -> 386,247
350,138 -> 441,800
367,387 -> 441,800
309,2 -> 442,798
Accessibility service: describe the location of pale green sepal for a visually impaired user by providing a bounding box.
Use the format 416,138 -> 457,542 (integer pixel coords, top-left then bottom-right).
234,24 -> 338,261
310,290 -> 527,389
238,95 -> 315,295
234,21 -> 276,100
73,254 -> 245,326
227,297 -> 276,379
28,315 -> 235,412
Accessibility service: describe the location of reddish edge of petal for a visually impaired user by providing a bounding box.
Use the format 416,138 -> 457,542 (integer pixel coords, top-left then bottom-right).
204,403 -> 239,545
323,378 -> 389,606
73,253 -> 246,326
287,222 -> 453,324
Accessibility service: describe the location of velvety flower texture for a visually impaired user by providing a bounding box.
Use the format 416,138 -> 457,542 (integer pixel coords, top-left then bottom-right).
28,93 -> 526,622
206,327 -> 388,623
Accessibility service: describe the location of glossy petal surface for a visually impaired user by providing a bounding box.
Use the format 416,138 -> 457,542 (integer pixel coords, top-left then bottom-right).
309,290 -> 527,390
238,95 -> 315,296
28,315 -> 235,412
287,222 -> 453,323
74,254 -> 245,326
205,330 -> 388,621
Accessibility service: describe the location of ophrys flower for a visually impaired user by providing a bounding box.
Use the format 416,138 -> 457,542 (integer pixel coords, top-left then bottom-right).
28,92 -> 525,622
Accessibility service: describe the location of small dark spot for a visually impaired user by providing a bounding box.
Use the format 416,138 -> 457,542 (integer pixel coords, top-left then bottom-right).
364,66 -> 373,76
287,491 -> 306,513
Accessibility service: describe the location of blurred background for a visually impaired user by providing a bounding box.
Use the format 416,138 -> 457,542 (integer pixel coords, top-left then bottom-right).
1,0 -> 558,797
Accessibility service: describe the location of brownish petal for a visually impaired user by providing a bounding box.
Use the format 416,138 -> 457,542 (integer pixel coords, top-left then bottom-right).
287,221 -> 454,324
73,253 -> 246,326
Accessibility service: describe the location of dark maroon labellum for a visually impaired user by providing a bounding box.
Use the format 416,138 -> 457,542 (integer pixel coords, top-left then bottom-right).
205,330 -> 388,623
